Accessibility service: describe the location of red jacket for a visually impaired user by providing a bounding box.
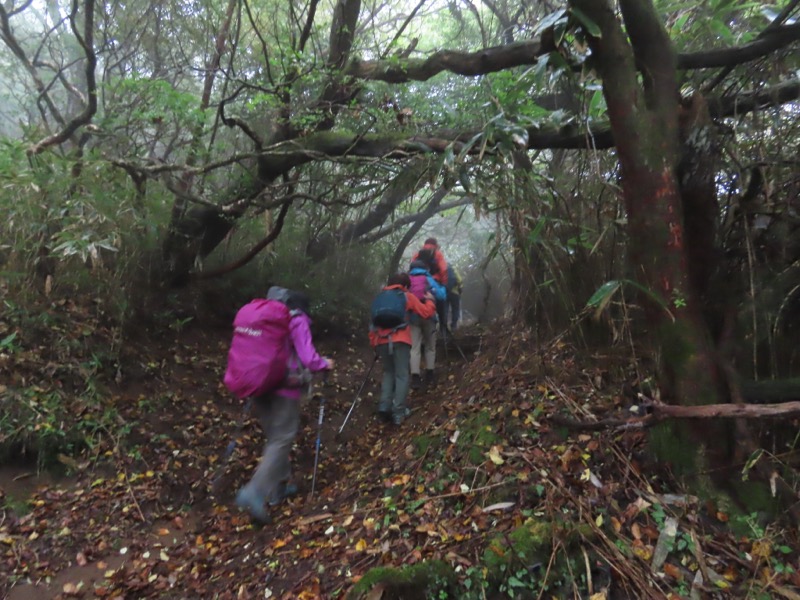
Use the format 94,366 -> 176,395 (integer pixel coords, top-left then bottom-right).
412,244 -> 448,286
369,284 -> 435,347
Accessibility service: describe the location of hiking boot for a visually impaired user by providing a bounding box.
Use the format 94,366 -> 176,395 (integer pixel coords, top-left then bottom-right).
377,407 -> 392,422
236,487 -> 271,524
269,482 -> 298,506
425,369 -> 436,386
411,373 -> 422,389
392,407 -> 411,426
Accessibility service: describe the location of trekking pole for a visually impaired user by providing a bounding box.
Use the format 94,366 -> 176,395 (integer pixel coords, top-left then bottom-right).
309,378 -> 326,499
211,398 -> 253,492
338,353 -> 379,435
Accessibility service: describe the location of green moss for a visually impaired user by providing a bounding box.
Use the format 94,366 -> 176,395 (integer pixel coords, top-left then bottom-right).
481,519 -> 594,596
482,520 -> 552,573
649,421 -> 699,475
727,478 -> 780,516
413,434 -> 435,457
457,411 -> 500,466
346,560 -> 457,600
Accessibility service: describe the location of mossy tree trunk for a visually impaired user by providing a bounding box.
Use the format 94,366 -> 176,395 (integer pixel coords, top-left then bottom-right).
571,0 -> 734,470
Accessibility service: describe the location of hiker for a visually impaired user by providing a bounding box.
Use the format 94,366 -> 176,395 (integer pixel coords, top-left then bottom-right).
412,238 -> 449,332
445,263 -> 463,331
408,260 -> 446,389
234,287 -> 333,524
369,272 -> 436,425
412,238 -> 449,287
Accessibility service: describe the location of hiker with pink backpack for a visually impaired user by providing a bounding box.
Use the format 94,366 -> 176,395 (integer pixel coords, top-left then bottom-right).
223,287 -> 333,524
407,260 -> 447,389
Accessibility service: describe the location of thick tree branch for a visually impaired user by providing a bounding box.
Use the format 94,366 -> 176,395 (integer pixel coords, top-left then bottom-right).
345,38 -> 554,83
297,0 -> 319,53
341,25 -> 800,84
552,401 -> 800,431
678,23 -> 800,70
704,3 -> 800,92
620,0 -> 678,115
115,77 -> 800,181
707,79 -> 800,117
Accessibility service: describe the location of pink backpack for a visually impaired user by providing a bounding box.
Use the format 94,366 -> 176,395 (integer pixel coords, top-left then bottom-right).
223,299 -> 291,398
409,274 -> 429,300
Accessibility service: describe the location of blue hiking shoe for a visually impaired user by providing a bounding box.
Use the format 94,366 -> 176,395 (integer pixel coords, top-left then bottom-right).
269,482 -> 299,507
392,407 -> 412,426
235,487 -> 271,524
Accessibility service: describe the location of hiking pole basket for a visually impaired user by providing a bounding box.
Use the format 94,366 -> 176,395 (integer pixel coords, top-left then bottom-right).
338,353 -> 379,434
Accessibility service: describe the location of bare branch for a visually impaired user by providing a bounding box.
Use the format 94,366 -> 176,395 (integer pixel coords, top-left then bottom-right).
190,200 -> 293,280
27,0 -> 97,155
360,197 -> 473,244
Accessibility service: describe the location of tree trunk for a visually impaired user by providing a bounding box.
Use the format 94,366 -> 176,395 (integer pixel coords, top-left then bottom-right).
571,0 -> 733,477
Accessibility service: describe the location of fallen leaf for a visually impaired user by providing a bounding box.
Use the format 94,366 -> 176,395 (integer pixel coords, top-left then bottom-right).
487,446 -> 504,465
355,538 -> 367,551
663,562 -> 683,580
482,502 -> 515,513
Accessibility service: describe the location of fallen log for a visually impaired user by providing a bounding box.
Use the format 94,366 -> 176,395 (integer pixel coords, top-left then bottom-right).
551,401 -> 800,431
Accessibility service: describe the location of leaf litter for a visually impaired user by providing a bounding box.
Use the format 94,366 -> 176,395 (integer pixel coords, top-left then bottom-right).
0,307 -> 798,599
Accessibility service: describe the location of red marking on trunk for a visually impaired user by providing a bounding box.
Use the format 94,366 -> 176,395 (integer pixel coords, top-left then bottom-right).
668,222 -> 683,250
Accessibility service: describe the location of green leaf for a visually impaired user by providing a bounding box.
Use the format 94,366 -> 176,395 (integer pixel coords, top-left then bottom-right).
535,9 -> 568,36
570,6 -> 602,38
0,332 -> 18,350
586,280 -> 621,309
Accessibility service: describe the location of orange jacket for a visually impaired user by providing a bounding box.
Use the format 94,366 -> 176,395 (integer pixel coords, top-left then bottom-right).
369,284 -> 436,347
412,244 -> 448,286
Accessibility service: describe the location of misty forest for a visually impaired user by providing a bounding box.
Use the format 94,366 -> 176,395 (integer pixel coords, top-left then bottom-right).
1,0 -> 800,597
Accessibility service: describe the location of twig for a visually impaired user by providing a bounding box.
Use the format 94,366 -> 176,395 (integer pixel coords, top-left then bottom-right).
122,469 -> 147,523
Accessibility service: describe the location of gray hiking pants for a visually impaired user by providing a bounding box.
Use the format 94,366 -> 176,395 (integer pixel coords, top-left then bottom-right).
241,393 -> 300,505
410,318 -> 437,374
378,343 -> 411,418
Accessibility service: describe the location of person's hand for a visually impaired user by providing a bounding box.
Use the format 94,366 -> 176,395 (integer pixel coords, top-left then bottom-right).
424,292 -> 434,302
324,357 -> 335,370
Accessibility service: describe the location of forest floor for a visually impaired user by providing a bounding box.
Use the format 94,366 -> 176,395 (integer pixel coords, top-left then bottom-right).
1,299 -> 799,599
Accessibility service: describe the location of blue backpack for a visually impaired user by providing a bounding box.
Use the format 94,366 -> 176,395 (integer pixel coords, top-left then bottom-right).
371,289 -> 408,329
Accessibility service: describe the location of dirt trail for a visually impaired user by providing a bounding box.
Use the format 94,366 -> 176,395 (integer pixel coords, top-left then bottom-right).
1,321 -> 474,599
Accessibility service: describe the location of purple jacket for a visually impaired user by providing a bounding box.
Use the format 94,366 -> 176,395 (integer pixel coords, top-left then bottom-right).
275,311 -> 329,399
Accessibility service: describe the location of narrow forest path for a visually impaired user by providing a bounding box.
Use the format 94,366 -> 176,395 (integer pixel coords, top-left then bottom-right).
2,320 -> 489,599
2,317 -> 799,599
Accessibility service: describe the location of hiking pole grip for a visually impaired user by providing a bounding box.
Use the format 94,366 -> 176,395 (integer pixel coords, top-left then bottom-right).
338,353 -> 378,434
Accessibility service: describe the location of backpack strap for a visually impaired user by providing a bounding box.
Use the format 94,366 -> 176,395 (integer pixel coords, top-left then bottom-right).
374,322 -> 408,354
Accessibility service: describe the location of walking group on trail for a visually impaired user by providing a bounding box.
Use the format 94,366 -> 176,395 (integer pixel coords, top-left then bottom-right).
221,239 -> 461,524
